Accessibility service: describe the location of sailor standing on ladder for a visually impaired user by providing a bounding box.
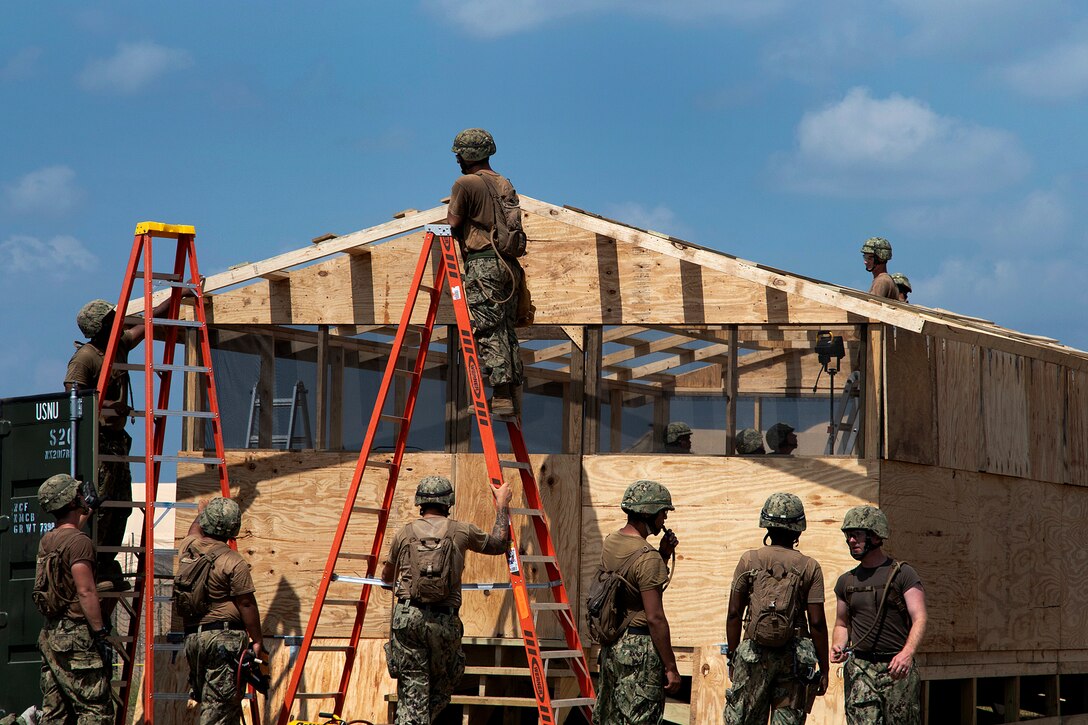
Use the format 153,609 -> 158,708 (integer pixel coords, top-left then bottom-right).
64,293 -> 187,594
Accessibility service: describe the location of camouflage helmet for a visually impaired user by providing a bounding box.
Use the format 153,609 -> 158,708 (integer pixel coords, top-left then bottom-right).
841,505 -> 889,539
38,474 -> 81,513
759,492 -> 807,532
415,475 -> 455,508
664,421 -> 693,445
766,422 -> 796,451
735,427 -> 765,454
891,273 -> 912,293
451,128 -> 496,162
620,479 -> 675,516
860,237 -> 893,263
77,299 -> 115,338
198,497 -> 242,538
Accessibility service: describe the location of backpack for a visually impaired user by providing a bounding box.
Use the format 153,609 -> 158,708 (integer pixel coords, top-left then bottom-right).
33,543 -> 76,618
585,544 -> 655,646
476,172 -> 527,259
174,540 -> 229,621
744,559 -> 805,648
404,519 -> 456,604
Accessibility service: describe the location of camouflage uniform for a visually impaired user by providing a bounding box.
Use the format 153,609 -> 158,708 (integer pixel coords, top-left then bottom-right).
725,638 -> 818,725
594,631 -> 665,725
95,427 -> 132,576
387,601 -> 466,725
184,629 -> 249,725
465,255 -> 524,387
843,657 -> 920,725
38,616 -> 113,724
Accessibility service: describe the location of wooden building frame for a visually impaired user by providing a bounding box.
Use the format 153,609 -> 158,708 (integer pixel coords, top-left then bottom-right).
157,197 -> 1088,724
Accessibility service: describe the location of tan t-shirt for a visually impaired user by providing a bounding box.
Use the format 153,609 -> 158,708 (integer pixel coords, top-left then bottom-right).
38,526 -> 97,620
599,531 -> 669,629
868,273 -> 900,300
65,331 -> 136,428
448,171 -> 516,253
388,517 -> 501,609
730,545 -> 824,638
177,535 -> 256,626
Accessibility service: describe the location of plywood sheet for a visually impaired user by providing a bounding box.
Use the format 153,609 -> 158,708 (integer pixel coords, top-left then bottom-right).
879,461 -> 979,652
1062,485 -> 1088,649
1028,359 -> 1067,485
884,328 -> 936,465
981,349 -> 1030,478
936,338 -> 981,471
580,455 -> 877,647
1067,369 -> 1088,486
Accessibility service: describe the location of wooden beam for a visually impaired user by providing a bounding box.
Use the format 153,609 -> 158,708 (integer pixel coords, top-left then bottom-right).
862,325 -> 884,461
124,203 -> 449,316
607,342 -> 731,381
329,345 -> 344,450
566,328 -> 586,454
602,333 -> 694,366
584,326 -> 603,454
446,325 -> 470,453
726,325 -> 738,455
314,324 -> 329,449
609,388 -> 623,453
257,334 -> 274,448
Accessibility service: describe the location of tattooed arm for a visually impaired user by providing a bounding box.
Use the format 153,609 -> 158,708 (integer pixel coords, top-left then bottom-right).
482,481 -> 513,554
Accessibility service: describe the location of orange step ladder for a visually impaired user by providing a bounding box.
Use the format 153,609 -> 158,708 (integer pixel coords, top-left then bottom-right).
278,224 -> 595,723
95,222 -> 238,725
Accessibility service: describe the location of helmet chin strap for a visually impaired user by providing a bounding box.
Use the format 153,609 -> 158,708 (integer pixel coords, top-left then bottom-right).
850,532 -> 879,560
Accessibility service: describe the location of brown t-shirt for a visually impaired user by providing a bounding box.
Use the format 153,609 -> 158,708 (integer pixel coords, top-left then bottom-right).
448,171 -> 517,253
599,531 -> 669,629
730,545 -> 825,638
177,534 -> 256,626
868,273 -> 900,300
65,331 -> 136,428
38,526 -> 96,620
388,517 -> 500,609
834,558 -> 922,654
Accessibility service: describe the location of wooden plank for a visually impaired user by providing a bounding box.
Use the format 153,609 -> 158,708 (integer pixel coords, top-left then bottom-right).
726,326 -> 738,456
257,335 -> 274,448
937,338 -> 982,471
1062,485 -> 1088,650
1069,369 -> 1088,486
981,349 -> 1030,478
314,324 -> 329,449
1027,359 -> 1066,484
580,455 -> 877,647
879,460 -> 979,652
566,328 -> 585,454
885,328 -> 937,465
328,345 -> 344,449
862,325 -> 884,461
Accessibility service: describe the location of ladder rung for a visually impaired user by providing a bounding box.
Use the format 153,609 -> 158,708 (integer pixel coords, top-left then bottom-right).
500,460 -> 531,471
310,644 -> 356,652
134,270 -> 182,282
404,323 -> 429,334
417,285 -> 439,296
380,413 -> 407,423
551,697 -> 596,708
538,649 -> 581,660
153,642 -> 185,651
392,367 -> 417,378
324,599 -> 363,607
510,507 -> 544,517
530,602 -> 571,611
519,555 -> 557,564
96,546 -> 177,555
143,317 -> 203,328
296,693 -> 340,699
351,506 -> 384,515
152,408 -> 217,418
98,500 -> 198,510
336,552 -> 374,561
365,459 -> 393,469
152,693 -> 194,701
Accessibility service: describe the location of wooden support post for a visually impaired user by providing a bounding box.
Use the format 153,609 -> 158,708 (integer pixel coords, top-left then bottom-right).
961,678 -> 978,725
1003,676 -> 1020,722
315,324 -> 329,449
653,394 -> 669,453
182,328 -> 205,451
583,326 -> 603,454
1043,674 -> 1059,717
862,324 -> 885,461
257,333 -> 275,448
329,345 -> 344,450
725,324 -> 738,455
446,325 -> 471,453
609,388 -> 623,453
566,327 -> 585,454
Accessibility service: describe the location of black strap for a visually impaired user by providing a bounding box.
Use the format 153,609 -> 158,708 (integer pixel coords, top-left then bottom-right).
848,560 -> 904,651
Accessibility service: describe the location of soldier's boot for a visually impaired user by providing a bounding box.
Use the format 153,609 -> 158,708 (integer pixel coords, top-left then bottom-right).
490,384 -> 515,417
511,383 -> 523,417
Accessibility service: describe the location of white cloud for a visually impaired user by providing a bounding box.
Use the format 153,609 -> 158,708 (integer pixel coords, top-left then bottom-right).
4,165 -> 83,215
890,0 -> 1073,57
77,41 -> 192,94
888,190 -> 1071,250
1001,39 -> 1088,100
771,87 -> 1031,198
423,0 -> 789,38
0,47 -> 42,81
0,235 -> 98,276
602,202 -> 689,238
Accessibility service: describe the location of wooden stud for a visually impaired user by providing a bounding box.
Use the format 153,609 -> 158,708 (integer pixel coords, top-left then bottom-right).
257,333 -> 274,448
961,678 -> 978,725
1003,676 -> 1020,722
566,327 -> 585,454
583,326 -> 603,454
315,324 -> 329,449
861,324 -> 884,461
329,345 -> 344,450
446,325 -> 470,453
726,325 -> 738,455
609,388 -> 623,453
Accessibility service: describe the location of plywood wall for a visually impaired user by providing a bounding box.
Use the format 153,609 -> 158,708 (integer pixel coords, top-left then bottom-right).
205,211 -> 858,327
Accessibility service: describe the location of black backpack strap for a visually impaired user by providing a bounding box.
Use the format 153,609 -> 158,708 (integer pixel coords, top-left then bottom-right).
847,560 -> 904,651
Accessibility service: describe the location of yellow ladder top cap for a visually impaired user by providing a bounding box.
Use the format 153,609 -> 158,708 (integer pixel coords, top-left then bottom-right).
134,221 -> 196,237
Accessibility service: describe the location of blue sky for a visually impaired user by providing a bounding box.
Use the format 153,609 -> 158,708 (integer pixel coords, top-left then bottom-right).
2,1 -> 1087,398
